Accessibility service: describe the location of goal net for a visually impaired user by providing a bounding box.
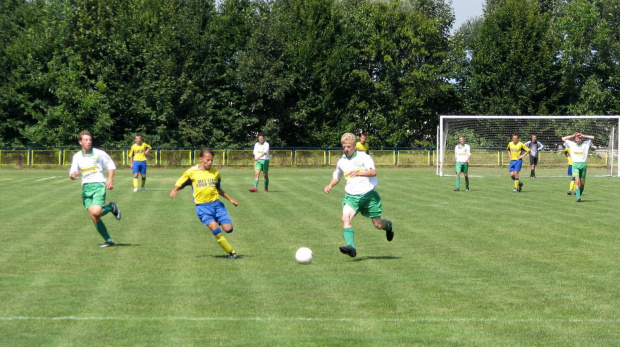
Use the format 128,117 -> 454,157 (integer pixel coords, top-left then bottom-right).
437,115 -> 620,177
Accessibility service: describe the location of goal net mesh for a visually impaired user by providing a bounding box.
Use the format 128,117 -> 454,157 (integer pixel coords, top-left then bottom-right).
438,116 -> 619,177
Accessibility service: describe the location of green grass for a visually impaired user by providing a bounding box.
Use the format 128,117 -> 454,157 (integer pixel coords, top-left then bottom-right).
1,167 -> 619,346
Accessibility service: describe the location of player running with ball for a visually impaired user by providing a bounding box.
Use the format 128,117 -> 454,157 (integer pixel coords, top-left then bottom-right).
324,132 -> 393,258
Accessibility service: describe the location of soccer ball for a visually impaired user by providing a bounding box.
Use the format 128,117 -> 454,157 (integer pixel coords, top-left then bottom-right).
295,247 -> 313,265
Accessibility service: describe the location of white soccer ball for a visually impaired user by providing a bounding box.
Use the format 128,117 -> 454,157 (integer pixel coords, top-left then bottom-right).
295,247 -> 313,265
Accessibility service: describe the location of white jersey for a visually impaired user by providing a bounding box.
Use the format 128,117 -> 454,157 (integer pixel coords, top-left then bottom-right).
333,151 -> 378,195
454,144 -> 471,163
564,139 -> 592,163
253,141 -> 270,160
69,148 -> 116,185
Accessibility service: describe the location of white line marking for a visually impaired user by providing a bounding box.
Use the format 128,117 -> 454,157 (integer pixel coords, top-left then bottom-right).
35,177 -> 57,182
1,316 -> 618,323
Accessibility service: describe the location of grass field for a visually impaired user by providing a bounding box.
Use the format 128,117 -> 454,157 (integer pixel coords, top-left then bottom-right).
1,167 -> 619,346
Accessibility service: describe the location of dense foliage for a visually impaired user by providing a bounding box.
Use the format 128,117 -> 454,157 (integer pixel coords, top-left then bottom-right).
1,0 -> 619,147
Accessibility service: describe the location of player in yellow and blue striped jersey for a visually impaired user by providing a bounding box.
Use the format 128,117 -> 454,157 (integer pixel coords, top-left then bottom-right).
506,134 -> 530,193
128,134 -> 152,192
170,149 -> 239,259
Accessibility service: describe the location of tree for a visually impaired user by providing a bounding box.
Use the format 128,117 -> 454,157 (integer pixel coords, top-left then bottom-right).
454,0 -> 559,115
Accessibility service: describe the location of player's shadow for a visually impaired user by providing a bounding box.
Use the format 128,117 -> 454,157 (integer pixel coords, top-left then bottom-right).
112,243 -> 138,247
196,254 -> 249,259
353,255 -> 401,262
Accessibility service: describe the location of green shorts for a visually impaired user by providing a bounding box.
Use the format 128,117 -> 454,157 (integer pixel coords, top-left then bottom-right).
342,190 -> 383,219
254,159 -> 269,172
572,162 -> 587,179
455,162 -> 469,174
82,183 -> 106,209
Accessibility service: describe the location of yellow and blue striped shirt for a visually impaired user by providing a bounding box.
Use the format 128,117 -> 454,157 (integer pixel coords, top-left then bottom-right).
129,143 -> 152,162
507,142 -> 530,160
174,165 -> 222,204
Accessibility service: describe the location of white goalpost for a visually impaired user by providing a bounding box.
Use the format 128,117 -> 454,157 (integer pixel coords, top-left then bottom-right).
437,115 -> 620,177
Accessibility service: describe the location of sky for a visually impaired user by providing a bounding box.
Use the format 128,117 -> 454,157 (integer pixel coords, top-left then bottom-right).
451,0 -> 485,33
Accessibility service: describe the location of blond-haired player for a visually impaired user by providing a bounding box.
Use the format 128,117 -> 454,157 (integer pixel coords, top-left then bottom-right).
324,132 -> 393,258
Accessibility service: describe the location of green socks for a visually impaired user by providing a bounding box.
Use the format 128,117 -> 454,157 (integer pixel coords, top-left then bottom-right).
343,227 -> 355,248
455,178 -> 460,189
95,221 -> 113,243
253,179 -> 259,188
102,204 -> 114,216
265,179 -> 269,190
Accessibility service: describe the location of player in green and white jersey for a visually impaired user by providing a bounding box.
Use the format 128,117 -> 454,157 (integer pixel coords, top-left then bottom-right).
69,131 -> 121,247
249,133 -> 270,193
561,132 -> 595,202
454,136 -> 471,191
324,132 -> 393,258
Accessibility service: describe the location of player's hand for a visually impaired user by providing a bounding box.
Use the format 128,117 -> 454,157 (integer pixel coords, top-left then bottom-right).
106,181 -> 114,190
70,171 -> 79,180
324,185 -> 332,194
170,189 -> 178,198
230,199 -> 239,207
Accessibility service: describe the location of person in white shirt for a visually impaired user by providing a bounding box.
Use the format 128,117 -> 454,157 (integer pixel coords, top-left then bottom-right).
324,132 -> 394,258
69,131 -> 121,247
249,133 -> 270,193
454,136 -> 471,191
524,134 -> 544,178
561,132 -> 595,202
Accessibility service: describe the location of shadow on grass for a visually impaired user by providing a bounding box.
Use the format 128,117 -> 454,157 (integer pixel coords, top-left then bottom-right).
112,243 -> 138,247
196,254 -> 249,259
353,255 -> 401,262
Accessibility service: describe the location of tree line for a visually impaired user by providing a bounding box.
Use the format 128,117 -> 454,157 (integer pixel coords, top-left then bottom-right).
1,0 -> 619,148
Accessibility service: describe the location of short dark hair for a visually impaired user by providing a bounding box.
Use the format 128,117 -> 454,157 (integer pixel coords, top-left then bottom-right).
199,149 -> 215,158
257,133 -> 265,137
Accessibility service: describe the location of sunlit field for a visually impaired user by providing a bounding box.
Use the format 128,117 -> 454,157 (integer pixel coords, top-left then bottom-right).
1,167 -> 618,346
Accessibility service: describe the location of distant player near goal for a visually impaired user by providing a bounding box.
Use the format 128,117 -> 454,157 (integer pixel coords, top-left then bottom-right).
561,132 -> 595,202
506,134 -> 530,192
454,136 -> 471,191
563,147 -> 576,195
524,134 -> 544,179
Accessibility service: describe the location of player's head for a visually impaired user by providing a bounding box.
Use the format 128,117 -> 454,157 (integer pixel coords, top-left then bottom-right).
531,134 -> 537,141
459,136 -> 465,145
257,133 -> 265,144
341,132 -> 356,156
360,133 -> 367,144
135,134 -> 143,144
512,134 -> 519,143
78,131 -> 93,150
199,149 -> 215,170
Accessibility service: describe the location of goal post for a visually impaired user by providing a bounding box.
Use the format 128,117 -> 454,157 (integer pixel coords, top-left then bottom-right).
437,115 -> 620,177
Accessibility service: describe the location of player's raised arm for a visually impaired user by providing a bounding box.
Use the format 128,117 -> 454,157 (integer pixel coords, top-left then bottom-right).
562,132 -> 578,142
